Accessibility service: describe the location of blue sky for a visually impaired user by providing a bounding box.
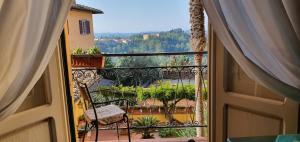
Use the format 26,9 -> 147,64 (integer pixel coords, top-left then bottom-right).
76,0 -> 191,33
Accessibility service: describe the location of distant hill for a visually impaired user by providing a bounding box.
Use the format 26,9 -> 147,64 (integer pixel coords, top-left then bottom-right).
95,33 -> 134,39
95,28 -> 192,53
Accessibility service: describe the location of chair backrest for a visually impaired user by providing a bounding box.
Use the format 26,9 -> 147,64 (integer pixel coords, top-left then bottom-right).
76,82 -> 99,122
77,82 -> 93,106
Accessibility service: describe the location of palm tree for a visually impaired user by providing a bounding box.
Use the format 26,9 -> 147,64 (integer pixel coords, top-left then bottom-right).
189,0 -> 206,137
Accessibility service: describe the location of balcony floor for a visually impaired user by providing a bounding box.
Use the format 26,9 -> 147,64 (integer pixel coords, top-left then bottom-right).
91,138 -> 207,142
85,138 -> 207,142
81,129 -> 207,142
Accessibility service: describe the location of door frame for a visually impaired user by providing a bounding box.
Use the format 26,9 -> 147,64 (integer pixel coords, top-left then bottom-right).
208,24 -> 217,142
60,30 -> 77,142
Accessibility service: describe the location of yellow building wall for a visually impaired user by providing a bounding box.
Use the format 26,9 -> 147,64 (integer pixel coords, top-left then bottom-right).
67,10 -> 95,51
130,114 -> 195,123
64,21 -> 92,140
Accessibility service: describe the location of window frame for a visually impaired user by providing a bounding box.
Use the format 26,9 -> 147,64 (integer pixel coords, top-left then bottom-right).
79,19 -> 91,35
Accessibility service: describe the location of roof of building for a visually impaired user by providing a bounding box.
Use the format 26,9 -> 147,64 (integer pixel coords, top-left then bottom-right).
71,3 -> 103,14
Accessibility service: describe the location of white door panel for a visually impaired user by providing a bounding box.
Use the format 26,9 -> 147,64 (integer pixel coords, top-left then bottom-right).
209,32 -> 298,142
0,46 -> 70,142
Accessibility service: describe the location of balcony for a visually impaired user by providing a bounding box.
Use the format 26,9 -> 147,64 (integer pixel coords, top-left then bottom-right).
72,52 -> 208,142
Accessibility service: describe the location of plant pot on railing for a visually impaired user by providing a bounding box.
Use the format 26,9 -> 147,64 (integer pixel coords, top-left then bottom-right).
71,55 -> 105,68
71,47 -> 105,69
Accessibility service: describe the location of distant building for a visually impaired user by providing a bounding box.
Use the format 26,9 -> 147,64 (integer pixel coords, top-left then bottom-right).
143,33 -> 160,40
66,3 -> 103,50
143,34 -> 150,40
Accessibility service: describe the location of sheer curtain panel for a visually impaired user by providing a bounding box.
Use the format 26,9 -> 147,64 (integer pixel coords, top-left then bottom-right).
203,0 -> 300,102
0,0 -> 72,120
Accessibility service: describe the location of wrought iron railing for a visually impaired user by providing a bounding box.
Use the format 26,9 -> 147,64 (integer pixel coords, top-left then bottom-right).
72,51 -> 208,131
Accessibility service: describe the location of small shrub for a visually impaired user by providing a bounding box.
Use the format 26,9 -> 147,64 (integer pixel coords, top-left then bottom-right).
132,116 -> 160,139
87,46 -> 101,55
72,48 -> 83,55
159,128 -> 178,138
176,128 -> 197,138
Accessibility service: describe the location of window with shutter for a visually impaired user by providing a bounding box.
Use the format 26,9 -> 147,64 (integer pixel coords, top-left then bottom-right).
82,21 -> 86,34
79,20 -> 91,35
79,20 -> 83,34
86,21 -> 90,34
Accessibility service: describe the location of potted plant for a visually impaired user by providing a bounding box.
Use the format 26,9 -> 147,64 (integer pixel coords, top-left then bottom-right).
77,124 -> 91,138
78,114 -> 85,125
71,46 -> 105,68
132,116 -> 160,139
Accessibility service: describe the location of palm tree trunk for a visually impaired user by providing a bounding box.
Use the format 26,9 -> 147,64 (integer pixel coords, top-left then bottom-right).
189,0 -> 206,137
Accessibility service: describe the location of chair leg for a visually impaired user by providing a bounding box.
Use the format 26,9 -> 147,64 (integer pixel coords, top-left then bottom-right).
94,121 -> 99,142
124,115 -> 131,142
116,123 -> 120,140
82,121 -> 88,142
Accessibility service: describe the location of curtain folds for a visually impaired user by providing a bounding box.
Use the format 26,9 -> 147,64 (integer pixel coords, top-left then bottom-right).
0,0 -> 72,119
203,0 -> 300,102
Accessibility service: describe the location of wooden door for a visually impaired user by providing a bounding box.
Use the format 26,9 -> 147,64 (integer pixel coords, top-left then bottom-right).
209,31 -> 299,142
0,43 -> 71,142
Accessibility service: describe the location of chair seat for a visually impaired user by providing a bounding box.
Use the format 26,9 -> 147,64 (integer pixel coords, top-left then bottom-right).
85,104 -> 126,124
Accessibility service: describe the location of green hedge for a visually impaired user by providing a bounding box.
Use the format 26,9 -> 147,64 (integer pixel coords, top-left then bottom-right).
159,128 -> 197,138
94,81 -> 208,104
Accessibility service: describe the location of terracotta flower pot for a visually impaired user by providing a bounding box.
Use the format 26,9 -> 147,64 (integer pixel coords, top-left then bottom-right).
71,55 -> 105,69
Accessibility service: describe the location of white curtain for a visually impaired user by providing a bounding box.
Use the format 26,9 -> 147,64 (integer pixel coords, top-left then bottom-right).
203,0 -> 300,102
0,0 -> 72,119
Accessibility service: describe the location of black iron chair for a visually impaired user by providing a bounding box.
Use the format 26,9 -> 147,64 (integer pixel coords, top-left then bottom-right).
77,82 -> 131,142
